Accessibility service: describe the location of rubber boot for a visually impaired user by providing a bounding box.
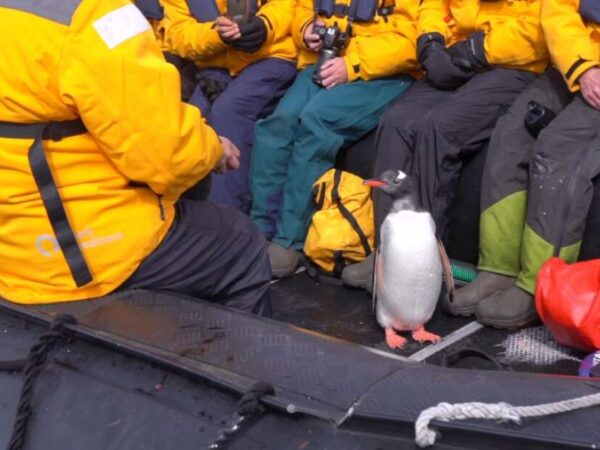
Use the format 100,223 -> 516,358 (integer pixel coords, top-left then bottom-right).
341,253 -> 374,294
268,242 -> 303,279
441,271 -> 515,317
476,285 -> 539,329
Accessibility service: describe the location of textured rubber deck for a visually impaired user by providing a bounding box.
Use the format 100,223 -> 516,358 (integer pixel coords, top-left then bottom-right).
270,272 -> 472,357
271,272 -> 585,375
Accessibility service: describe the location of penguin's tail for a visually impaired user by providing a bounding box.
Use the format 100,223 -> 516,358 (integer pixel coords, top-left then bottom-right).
437,240 -> 455,302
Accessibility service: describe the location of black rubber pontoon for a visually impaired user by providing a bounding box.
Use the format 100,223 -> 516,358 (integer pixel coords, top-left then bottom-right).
1,288 -> 599,450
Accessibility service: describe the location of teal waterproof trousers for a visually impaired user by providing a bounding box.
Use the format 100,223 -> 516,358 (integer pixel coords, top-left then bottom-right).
250,66 -> 413,250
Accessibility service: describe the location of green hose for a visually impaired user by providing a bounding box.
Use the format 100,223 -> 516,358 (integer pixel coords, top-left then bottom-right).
450,259 -> 478,283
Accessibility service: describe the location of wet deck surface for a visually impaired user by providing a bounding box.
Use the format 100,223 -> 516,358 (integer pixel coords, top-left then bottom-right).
270,271 -> 586,375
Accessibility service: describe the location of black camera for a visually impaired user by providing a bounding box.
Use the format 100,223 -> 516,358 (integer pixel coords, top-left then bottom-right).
312,22 -> 349,85
525,101 -> 557,138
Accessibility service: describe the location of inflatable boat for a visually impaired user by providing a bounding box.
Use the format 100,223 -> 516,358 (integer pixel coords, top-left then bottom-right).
2,135 -> 600,450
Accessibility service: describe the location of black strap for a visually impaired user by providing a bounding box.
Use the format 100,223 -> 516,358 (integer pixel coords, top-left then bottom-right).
333,250 -> 346,277
0,119 -> 93,287
331,169 -> 372,257
333,3 -> 349,16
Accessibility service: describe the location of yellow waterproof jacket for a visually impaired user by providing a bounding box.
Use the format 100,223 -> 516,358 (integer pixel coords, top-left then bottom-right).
542,0 -> 600,91
293,0 -> 420,81
162,0 -> 297,75
0,0 -> 222,303
419,0 -> 549,73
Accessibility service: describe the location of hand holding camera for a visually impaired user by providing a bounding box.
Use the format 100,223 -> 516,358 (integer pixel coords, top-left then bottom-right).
311,21 -> 350,86
303,20 -> 325,52
318,58 -> 348,89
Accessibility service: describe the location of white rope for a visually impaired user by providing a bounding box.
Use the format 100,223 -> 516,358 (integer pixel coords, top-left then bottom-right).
415,391 -> 600,447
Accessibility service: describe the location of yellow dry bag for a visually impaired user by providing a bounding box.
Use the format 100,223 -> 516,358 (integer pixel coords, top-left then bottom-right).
304,169 -> 374,276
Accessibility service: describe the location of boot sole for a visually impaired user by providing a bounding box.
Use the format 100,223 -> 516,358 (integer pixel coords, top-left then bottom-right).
475,311 -> 540,330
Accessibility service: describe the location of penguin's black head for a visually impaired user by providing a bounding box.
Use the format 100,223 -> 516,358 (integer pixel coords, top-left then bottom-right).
364,169 -> 413,198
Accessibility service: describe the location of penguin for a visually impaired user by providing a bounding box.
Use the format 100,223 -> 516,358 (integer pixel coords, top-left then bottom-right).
364,169 -> 454,349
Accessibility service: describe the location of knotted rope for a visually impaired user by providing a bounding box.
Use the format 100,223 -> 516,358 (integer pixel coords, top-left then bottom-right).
415,391 -> 600,447
6,314 -> 77,450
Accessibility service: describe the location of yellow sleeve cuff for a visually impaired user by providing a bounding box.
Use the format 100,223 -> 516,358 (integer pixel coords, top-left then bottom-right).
570,60 -> 600,92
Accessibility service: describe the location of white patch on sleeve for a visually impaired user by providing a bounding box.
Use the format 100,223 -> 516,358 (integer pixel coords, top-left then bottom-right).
93,4 -> 151,50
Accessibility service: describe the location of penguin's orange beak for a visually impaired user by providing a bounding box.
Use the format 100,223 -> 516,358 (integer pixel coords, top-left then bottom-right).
363,179 -> 389,188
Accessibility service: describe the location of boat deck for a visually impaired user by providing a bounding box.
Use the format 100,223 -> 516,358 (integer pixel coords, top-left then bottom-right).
271,270 -> 586,375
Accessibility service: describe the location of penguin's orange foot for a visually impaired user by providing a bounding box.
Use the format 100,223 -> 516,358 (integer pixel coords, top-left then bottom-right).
385,328 -> 407,349
412,327 -> 441,344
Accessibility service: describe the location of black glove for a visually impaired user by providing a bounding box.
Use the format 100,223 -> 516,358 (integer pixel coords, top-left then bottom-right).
230,16 -> 268,53
447,31 -> 490,71
197,75 -> 229,103
418,33 -> 476,90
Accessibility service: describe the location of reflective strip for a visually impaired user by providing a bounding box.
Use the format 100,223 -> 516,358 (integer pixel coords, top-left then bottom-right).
0,0 -> 82,25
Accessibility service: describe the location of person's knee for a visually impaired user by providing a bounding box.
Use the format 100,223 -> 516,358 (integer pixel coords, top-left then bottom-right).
255,102 -> 300,141
421,106 -> 452,133
378,103 -> 418,138
208,94 -> 241,125
297,100 -> 324,129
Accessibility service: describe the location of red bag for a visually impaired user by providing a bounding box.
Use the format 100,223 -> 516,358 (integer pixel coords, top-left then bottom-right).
536,257 -> 600,351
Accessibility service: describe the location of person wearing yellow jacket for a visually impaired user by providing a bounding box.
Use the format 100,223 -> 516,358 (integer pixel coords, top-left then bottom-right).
342,0 -> 550,293
161,0 -> 298,212
0,0 -> 271,315
446,0 -> 600,329
249,0 -> 419,277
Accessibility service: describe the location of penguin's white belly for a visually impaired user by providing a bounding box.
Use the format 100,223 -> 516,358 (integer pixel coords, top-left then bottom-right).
376,211 -> 442,331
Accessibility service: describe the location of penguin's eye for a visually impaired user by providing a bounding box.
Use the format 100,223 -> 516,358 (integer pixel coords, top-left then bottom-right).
395,170 -> 407,183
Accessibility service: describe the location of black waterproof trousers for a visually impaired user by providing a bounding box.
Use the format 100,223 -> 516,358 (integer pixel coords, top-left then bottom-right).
373,68 -> 536,243
122,199 -> 272,316
478,70 -> 600,293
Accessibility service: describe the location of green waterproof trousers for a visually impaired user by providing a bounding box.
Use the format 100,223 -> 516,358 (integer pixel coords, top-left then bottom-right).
479,70 -> 600,293
249,65 -> 413,250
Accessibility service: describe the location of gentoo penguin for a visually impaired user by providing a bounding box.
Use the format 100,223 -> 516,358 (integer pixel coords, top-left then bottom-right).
364,170 -> 453,349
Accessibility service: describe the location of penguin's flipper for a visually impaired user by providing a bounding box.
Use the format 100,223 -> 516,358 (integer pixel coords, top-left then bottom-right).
385,328 -> 407,349
372,248 -> 381,314
437,239 -> 455,302
412,326 -> 441,344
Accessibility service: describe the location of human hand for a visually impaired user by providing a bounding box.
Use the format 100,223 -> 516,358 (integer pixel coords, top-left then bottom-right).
230,16 -> 268,53
304,20 -> 324,52
579,68 -> 600,110
319,57 -> 349,89
213,136 -> 241,174
215,16 -> 241,42
422,43 -> 475,90
447,32 -> 489,71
